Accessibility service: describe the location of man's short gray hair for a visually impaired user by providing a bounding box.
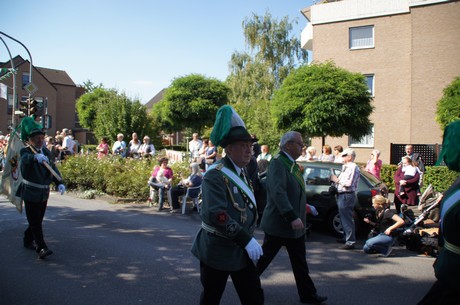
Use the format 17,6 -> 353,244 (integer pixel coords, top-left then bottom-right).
280,131 -> 301,150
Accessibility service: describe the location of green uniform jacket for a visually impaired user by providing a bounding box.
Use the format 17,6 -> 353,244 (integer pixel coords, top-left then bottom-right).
19,146 -> 62,203
434,177 -> 460,289
260,152 -> 307,239
191,156 -> 257,271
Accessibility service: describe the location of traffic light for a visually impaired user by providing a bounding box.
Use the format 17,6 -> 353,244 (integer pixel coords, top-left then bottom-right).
29,99 -> 44,116
18,99 -> 29,117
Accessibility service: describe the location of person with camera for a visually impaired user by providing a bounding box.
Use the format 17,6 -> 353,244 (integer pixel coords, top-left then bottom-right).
363,195 -> 405,257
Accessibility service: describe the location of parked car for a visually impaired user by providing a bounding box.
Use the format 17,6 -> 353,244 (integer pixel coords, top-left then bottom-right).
299,161 -> 388,235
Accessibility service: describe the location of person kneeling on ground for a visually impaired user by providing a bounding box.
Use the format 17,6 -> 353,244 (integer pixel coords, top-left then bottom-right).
363,195 -> 405,257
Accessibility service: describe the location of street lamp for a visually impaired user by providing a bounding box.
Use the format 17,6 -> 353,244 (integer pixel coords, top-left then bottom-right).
0,31 -> 34,128
0,36 -> 17,126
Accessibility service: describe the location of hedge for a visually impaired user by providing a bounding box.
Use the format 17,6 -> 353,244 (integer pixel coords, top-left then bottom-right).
58,155 -> 459,200
57,153 -> 193,199
377,164 -> 459,193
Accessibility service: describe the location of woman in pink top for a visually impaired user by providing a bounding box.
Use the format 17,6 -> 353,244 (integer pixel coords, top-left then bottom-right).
96,137 -> 109,159
148,157 -> 174,210
365,149 -> 383,179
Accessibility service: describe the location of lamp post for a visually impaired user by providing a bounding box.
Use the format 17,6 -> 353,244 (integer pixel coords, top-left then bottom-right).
0,36 -> 17,127
0,31 -> 34,128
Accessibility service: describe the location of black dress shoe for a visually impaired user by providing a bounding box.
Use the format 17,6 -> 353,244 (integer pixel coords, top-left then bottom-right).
38,248 -> 53,259
301,293 -> 328,304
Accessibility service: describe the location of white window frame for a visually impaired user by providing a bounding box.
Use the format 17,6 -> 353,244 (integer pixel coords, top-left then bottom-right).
364,74 -> 375,97
349,25 -> 374,50
349,125 -> 374,148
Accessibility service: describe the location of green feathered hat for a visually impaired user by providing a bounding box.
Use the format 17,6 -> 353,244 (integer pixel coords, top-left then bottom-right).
19,116 -> 44,141
436,120 -> 460,172
210,105 -> 255,148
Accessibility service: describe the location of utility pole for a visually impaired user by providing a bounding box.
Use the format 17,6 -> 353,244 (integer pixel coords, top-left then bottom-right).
0,31 -> 35,128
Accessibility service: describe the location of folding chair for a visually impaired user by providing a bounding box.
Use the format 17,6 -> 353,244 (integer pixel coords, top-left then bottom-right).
181,185 -> 202,214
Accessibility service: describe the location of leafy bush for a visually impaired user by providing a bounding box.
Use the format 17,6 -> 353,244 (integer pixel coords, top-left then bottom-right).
378,164 -> 459,193
424,166 -> 460,193
57,154 -> 194,199
58,156 -> 459,200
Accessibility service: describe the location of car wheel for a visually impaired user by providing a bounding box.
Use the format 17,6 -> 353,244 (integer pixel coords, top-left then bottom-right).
327,210 -> 343,236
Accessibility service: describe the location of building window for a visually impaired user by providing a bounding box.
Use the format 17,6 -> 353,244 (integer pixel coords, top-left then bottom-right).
349,25 -> 374,49
22,72 -> 30,88
349,125 -> 374,148
364,74 -> 374,96
7,94 -> 13,108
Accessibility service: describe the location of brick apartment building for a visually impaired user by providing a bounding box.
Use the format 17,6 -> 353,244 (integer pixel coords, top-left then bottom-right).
300,0 -> 460,164
0,55 -> 91,145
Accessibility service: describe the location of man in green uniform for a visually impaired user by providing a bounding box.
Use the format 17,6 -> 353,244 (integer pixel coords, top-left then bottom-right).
191,105 -> 264,305
418,120 -> 460,305
20,117 -> 65,259
257,131 -> 327,304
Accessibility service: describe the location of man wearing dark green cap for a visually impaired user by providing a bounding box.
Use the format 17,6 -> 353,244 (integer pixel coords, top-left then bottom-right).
191,105 -> 264,305
19,118 -> 66,259
418,120 -> 460,305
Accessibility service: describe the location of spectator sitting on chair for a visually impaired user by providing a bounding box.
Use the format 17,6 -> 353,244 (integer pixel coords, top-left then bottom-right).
169,162 -> 203,213
148,157 -> 173,210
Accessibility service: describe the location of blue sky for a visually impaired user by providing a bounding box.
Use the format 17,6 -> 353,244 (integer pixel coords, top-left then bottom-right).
2,0 -> 313,104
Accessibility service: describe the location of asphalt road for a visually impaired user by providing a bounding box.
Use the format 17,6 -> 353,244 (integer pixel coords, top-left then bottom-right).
0,192 -> 436,305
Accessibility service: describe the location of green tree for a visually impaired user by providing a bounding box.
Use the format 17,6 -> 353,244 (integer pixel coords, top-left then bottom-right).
226,11 -> 307,148
436,76 -> 460,130
80,79 -> 104,93
242,12 -> 307,83
271,62 -> 374,145
76,88 -> 158,146
76,88 -> 113,130
161,74 -> 229,135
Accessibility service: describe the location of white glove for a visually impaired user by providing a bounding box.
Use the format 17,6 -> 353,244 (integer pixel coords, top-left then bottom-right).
58,184 -> 66,195
245,237 -> 263,261
34,153 -> 49,164
308,204 -> 319,216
